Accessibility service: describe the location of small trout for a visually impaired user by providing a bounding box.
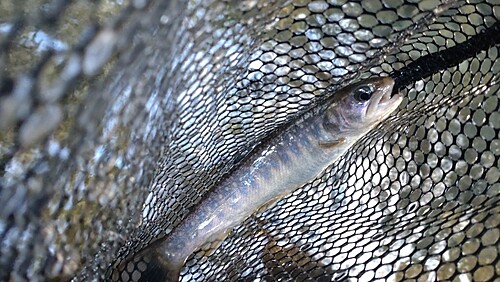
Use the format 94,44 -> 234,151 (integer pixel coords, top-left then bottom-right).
110,77 -> 402,281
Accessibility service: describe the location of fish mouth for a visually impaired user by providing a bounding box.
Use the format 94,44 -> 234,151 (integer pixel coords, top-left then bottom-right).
366,77 -> 402,118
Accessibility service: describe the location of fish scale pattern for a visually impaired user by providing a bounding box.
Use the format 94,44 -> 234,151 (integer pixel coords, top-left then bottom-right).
0,0 -> 498,281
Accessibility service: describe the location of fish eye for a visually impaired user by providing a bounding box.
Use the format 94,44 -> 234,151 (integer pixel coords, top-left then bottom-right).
353,85 -> 374,102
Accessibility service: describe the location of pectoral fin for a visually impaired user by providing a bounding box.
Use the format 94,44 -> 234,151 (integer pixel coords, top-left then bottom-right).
256,197 -> 279,214
318,137 -> 346,148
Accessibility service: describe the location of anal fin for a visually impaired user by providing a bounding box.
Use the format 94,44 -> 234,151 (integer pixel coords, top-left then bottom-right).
201,229 -> 232,257
318,137 -> 346,148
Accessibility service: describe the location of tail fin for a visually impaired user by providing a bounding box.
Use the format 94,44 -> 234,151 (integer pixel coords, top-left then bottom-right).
107,249 -> 182,282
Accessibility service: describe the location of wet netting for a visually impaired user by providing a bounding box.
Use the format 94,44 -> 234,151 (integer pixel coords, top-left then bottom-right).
0,0 -> 498,281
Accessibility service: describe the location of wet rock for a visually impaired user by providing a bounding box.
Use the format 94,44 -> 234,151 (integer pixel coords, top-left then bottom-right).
83,28 -> 117,76
0,76 -> 34,129
19,104 -> 63,148
40,53 -> 82,103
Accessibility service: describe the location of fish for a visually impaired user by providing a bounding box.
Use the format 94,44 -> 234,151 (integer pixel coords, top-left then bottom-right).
108,76 -> 402,281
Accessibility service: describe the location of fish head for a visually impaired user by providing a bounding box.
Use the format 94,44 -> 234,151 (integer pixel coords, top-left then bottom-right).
324,77 -> 402,134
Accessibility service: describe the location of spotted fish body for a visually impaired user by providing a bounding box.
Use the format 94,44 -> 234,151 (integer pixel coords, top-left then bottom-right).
110,77 -> 402,281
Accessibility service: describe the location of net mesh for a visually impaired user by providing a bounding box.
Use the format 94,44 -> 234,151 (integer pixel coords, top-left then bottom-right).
0,0 -> 498,281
